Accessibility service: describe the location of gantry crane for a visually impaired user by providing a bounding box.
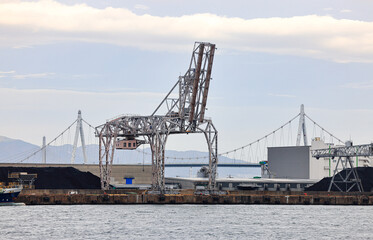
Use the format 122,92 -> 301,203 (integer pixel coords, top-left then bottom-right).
312,143 -> 373,192
96,42 -> 218,193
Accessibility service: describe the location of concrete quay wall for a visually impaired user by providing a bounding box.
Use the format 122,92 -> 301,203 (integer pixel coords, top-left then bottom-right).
16,190 -> 373,205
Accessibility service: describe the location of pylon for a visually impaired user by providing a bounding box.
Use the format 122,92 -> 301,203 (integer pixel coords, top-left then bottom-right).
71,110 -> 88,164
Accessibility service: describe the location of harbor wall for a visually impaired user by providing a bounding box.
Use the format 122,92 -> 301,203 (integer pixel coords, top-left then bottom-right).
16,190 -> 373,205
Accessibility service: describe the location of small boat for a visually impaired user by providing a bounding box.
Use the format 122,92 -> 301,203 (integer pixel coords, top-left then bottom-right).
0,186 -> 23,205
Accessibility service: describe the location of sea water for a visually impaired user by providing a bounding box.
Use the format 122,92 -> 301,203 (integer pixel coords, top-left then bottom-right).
1,205 -> 372,239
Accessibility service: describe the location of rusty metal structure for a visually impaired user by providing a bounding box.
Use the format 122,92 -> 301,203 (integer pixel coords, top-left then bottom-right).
96,42 -> 218,192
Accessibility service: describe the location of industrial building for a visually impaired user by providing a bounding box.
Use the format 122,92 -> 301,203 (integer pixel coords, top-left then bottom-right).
266,138 -> 371,180
166,177 -> 317,191
165,139 -> 372,191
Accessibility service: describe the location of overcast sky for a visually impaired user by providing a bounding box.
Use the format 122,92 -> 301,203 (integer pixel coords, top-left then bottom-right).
0,0 -> 373,152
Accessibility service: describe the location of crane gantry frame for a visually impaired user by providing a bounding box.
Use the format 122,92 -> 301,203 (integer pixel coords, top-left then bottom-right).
312,143 -> 373,192
96,42 -> 218,193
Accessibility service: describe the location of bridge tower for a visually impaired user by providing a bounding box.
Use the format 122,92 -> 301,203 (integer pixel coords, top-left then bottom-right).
71,110 -> 88,164
296,104 -> 308,146
42,136 -> 46,163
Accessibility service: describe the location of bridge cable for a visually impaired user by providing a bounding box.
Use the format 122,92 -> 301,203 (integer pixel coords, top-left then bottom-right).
304,114 -> 344,144
17,119 -> 78,163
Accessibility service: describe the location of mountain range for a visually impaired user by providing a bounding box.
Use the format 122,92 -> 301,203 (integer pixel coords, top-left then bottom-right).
0,135 -> 243,165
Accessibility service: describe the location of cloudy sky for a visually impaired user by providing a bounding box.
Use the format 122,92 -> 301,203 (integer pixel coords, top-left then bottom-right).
1,0 -> 373,152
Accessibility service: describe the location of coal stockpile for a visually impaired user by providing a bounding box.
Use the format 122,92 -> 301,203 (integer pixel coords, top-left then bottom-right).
0,167 -> 101,189
306,167 -> 373,192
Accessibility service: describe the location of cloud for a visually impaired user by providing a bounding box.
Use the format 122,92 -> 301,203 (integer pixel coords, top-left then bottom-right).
341,80 -> 373,89
268,93 -> 296,98
0,1 -> 373,62
0,87 -> 168,145
0,70 -> 55,80
340,9 -> 352,13
134,4 -> 149,10
0,87 -> 166,112
12,72 -> 55,79
0,87 -> 180,117
12,45 -> 32,49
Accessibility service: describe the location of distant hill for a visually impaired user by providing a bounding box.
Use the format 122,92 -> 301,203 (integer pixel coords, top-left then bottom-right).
0,136 -> 40,163
0,135 -> 245,165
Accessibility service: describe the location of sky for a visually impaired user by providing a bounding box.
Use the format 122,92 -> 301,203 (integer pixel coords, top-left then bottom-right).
0,0 -> 373,153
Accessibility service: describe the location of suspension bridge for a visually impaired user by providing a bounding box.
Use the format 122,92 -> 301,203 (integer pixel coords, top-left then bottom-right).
1,104 -> 343,167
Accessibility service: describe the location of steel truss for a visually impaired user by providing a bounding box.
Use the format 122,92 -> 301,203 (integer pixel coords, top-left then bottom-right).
328,156 -> 363,192
96,42 -> 218,192
312,144 -> 373,192
98,123 -> 118,190
312,144 -> 373,158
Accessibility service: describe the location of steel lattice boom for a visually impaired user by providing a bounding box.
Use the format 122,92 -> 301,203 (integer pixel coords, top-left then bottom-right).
312,144 -> 373,158
96,42 -> 218,192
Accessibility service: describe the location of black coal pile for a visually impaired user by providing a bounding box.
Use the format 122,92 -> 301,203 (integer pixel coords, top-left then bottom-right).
306,167 -> 373,192
0,167 -> 101,189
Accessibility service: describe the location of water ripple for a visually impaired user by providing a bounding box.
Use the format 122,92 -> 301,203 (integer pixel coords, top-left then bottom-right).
0,205 -> 372,239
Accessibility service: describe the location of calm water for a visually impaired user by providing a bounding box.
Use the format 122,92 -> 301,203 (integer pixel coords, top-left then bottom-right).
1,205 -> 372,239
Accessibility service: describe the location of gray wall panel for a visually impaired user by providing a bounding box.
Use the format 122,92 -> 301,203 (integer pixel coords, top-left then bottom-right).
268,146 -> 310,179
